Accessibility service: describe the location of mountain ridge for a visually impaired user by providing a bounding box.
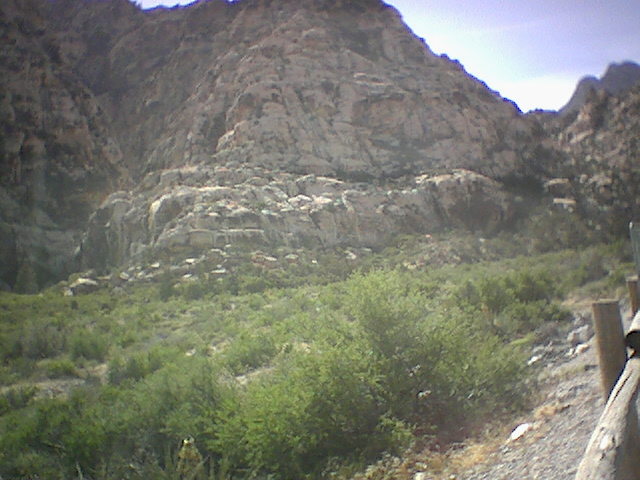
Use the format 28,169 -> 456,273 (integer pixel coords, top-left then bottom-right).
1,0 -> 639,291
559,60 -> 640,116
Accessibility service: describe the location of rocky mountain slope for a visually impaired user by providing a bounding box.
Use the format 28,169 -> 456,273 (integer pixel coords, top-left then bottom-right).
559,61 -> 640,117
0,0 -> 128,289
1,0 -> 639,290
554,83 -> 640,235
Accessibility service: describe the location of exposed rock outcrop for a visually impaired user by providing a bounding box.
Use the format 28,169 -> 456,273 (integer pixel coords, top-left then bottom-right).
80,166 -> 513,272
2,0 -> 546,285
0,0 -> 127,288
1,0 -> 638,288
554,84 -> 640,234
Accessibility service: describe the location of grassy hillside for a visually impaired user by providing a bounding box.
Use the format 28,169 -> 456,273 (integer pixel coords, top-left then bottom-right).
0,217 -> 632,480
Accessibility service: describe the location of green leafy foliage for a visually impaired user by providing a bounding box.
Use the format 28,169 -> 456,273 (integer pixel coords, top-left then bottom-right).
42,357 -> 79,378
0,385 -> 38,415
107,346 -> 182,385
214,344 -> 399,478
455,269 -> 570,337
70,329 -> 109,362
19,319 -> 68,359
0,240 -> 626,480
220,329 -> 278,375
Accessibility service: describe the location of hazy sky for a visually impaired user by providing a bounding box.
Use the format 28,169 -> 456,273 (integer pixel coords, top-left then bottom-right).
132,0 -> 640,112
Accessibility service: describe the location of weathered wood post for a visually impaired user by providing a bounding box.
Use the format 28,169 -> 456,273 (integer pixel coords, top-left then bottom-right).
575,310 -> 640,480
591,300 -> 627,399
575,226 -> 640,480
624,311 -> 640,475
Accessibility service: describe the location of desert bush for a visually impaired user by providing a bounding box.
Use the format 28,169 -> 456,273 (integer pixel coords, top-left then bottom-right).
0,396 -> 78,479
0,385 -> 38,415
3,246 -> 602,480
69,329 -> 109,362
107,346 -> 182,385
220,330 -> 278,375
455,268 -> 568,337
526,209 -> 597,252
84,357 -> 230,475
238,275 -> 273,294
20,319 -> 67,359
157,273 -> 176,301
179,280 -> 209,300
42,357 -> 78,378
344,270 -> 527,424
566,250 -> 608,287
0,330 -> 23,361
0,356 -> 231,479
206,269 -> 527,479
212,344 -> 408,479
13,260 -> 39,294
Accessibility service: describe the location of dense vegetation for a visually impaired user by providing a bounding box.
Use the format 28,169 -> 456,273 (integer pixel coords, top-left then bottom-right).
0,221 -> 632,480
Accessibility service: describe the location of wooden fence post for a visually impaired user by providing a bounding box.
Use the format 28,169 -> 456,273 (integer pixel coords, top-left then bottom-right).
627,276 -> 639,316
575,309 -> 640,480
574,357 -> 640,480
592,300 -> 627,399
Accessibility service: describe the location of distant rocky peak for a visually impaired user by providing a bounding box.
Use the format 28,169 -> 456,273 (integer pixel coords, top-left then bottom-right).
559,60 -> 640,117
601,61 -> 640,91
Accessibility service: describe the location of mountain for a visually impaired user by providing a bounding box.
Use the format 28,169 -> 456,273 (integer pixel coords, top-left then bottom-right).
0,0 -> 129,290
559,61 -> 640,117
554,82 -> 640,233
0,0 -> 638,291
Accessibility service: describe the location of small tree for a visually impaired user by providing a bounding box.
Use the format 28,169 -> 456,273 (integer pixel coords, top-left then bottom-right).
14,258 -> 38,294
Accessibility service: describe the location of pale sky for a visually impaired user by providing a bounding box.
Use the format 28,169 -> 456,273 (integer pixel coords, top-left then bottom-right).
132,0 -> 640,112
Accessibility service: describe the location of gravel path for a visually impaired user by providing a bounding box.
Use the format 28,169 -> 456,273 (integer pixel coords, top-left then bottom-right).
459,343 -> 604,480
457,298 -> 640,480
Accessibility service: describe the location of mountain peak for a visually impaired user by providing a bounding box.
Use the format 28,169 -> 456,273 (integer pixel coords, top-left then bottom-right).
559,60 -> 640,116
1,0 -> 639,291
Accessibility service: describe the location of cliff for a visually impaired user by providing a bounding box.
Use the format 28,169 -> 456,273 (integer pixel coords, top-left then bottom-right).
1,0 -> 638,290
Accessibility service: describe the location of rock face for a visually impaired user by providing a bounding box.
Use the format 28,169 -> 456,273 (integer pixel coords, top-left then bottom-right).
1,0 -> 638,288
71,0 -> 542,273
0,0 -> 127,288
553,84 -> 640,234
81,167 -> 513,272
559,61 -> 640,117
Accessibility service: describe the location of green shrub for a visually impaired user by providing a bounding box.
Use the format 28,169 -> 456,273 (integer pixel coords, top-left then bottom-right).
69,329 -> 109,362
496,300 -> 570,335
83,357 -> 229,476
157,274 -> 176,301
4,451 -> 62,480
14,260 -> 39,294
0,330 -> 23,361
569,251 -> 608,287
3,245 -> 601,480
213,344 -> 402,479
238,275 -> 272,294
454,268 -> 567,337
0,385 -> 38,415
0,356 -> 232,478
526,209 -> 595,252
20,320 -> 67,359
343,270 -> 528,424
179,280 -> 208,300
0,397 -> 77,479
107,346 -> 180,385
43,357 -> 78,378
221,330 -> 278,375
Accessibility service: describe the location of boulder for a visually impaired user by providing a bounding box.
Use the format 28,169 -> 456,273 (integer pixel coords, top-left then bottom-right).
68,277 -> 100,295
